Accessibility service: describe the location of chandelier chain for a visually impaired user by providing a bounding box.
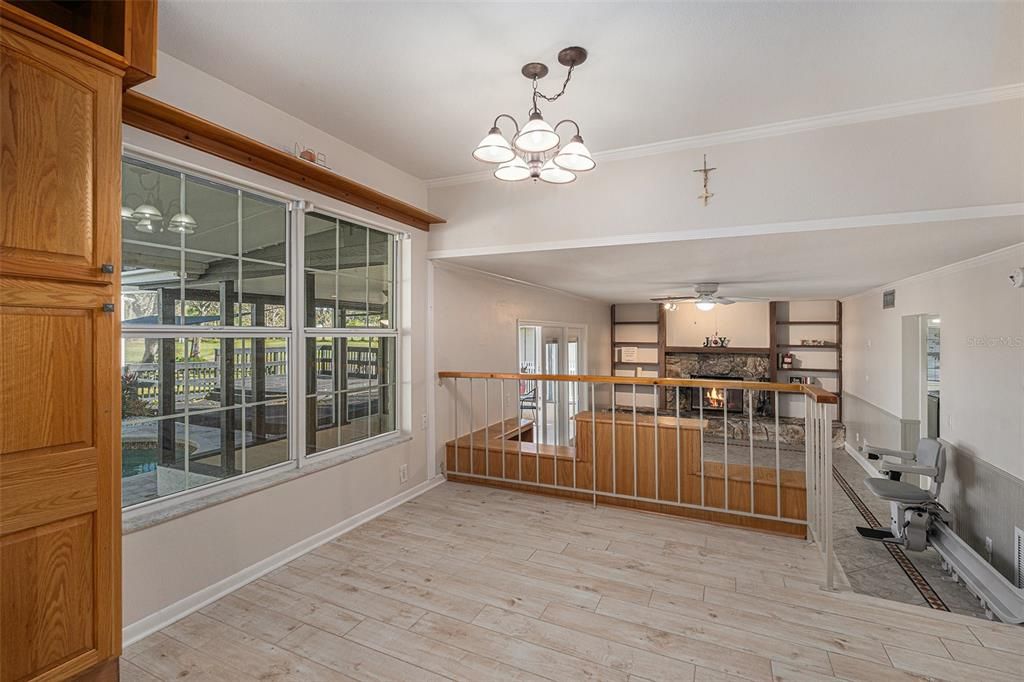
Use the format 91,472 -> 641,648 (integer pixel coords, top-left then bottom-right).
532,63 -> 575,111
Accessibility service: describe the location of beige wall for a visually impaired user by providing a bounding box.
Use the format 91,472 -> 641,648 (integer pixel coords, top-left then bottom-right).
842,243 -> 1024,479
122,52 -> 434,630
665,302 -> 770,347
431,264 -> 611,475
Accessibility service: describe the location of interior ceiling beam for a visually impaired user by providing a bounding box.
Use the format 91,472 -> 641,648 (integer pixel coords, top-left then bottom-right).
122,91 -> 445,232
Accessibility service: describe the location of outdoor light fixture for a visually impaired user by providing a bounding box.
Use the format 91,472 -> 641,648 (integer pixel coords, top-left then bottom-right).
473,46 -> 595,184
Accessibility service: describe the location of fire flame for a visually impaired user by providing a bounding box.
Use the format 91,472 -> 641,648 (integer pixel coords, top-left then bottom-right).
707,387 -> 725,408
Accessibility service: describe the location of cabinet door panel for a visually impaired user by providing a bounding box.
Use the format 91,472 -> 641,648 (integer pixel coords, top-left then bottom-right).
0,27 -> 119,284
0,284 -> 118,680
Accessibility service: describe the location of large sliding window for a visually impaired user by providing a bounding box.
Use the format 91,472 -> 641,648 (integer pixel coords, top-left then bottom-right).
120,156 -> 401,509
303,211 -> 398,456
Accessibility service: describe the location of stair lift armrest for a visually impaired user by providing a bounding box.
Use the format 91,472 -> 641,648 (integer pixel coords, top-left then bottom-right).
878,461 -> 937,477
864,444 -> 916,461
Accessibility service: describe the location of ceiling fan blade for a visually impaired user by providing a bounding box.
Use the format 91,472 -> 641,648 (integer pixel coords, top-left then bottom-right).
650,296 -> 697,302
716,298 -> 737,305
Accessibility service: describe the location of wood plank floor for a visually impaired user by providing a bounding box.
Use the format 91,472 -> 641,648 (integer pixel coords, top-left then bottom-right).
121,482 -> 1024,682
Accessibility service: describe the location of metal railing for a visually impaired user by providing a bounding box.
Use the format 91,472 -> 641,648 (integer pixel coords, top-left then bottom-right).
439,371 -> 837,589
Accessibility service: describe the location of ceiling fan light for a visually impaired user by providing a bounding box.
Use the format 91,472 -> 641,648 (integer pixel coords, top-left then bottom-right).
696,301 -> 716,312
514,113 -> 559,154
494,156 -> 530,182
134,217 -> 155,234
473,127 -> 515,164
167,212 -> 199,234
538,158 -> 576,184
132,204 -> 163,223
553,135 -> 595,172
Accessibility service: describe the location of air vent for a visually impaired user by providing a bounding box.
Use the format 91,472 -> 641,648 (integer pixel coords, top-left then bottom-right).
1016,527 -> 1024,589
882,289 -> 896,309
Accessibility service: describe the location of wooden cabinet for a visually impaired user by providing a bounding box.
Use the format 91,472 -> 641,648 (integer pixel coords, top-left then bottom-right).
0,18 -> 122,682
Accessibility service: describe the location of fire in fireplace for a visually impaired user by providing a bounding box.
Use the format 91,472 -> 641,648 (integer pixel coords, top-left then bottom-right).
690,375 -> 745,413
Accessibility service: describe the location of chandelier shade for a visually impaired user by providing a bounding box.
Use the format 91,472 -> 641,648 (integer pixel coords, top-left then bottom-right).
131,204 -> 163,223
514,114 -> 559,154
167,213 -> 199,234
472,127 -> 516,163
539,158 -> 576,184
494,156 -> 531,182
133,217 -> 156,234
553,135 -> 595,172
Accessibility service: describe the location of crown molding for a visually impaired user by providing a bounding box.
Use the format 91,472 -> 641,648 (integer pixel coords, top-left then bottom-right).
432,260 -> 606,303
425,83 -> 1024,189
841,241 -> 1024,302
426,203 -> 1024,261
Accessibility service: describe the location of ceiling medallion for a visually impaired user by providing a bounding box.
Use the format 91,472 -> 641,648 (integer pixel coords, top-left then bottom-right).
473,46 -> 595,184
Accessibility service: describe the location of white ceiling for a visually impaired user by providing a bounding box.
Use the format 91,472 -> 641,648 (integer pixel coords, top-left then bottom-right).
443,220 -> 1024,302
159,1 -> 1023,181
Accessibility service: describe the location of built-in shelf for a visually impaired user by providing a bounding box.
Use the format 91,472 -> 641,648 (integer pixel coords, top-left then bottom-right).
613,341 -> 660,347
775,320 -> 839,326
614,361 -> 659,366
666,346 -> 770,355
778,367 -> 839,373
776,344 -> 839,350
613,320 -> 659,325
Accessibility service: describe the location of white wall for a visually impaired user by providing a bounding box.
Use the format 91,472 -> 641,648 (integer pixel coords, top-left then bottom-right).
431,264 -> 611,474
843,244 -> 1024,480
136,53 -> 427,208
665,302 -> 769,347
428,99 -> 1023,255
122,53 -> 434,630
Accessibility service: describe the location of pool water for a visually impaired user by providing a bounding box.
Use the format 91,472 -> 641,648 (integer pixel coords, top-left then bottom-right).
122,448 -> 158,477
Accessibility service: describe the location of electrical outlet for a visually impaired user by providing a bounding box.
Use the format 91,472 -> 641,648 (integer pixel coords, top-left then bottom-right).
985,536 -> 993,562
399,464 -> 408,484
855,432 -> 861,443
421,413 -> 428,431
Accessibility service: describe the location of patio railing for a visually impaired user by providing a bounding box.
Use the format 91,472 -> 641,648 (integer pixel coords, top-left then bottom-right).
438,371 -> 839,590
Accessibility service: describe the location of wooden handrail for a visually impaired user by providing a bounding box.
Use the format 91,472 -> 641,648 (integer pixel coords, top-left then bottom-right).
437,371 -> 839,404
123,91 -> 446,231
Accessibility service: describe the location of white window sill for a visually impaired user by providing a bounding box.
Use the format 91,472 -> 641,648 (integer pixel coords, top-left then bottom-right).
123,432 -> 413,534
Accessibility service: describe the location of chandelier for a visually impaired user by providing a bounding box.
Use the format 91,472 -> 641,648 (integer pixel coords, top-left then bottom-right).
473,46 -> 595,184
121,165 -> 199,235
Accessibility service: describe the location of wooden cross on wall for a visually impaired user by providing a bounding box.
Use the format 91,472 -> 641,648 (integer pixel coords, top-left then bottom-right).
692,154 -> 716,206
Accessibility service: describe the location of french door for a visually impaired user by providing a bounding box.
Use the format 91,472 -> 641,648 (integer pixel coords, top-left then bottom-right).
518,322 -> 586,446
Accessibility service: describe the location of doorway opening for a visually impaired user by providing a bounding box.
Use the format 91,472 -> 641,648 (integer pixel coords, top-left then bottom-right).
517,321 -> 586,446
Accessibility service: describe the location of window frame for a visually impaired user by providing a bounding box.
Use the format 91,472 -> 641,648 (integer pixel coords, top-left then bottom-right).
295,205 -> 403,466
120,150 -> 407,512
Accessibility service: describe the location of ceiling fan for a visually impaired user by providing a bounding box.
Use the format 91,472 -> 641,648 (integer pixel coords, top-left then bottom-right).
650,283 -> 763,312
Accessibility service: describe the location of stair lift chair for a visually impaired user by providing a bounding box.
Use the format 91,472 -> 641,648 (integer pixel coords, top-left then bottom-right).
856,438 -> 948,552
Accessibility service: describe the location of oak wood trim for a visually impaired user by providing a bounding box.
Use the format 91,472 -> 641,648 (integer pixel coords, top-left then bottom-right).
122,91 -> 445,231
123,0 -> 157,88
438,371 -> 839,404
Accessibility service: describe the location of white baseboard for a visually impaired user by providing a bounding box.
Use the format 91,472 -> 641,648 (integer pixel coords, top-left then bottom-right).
122,475 -> 446,646
844,441 -> 881,477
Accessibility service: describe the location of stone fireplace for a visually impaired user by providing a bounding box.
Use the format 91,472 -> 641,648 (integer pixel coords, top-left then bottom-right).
666,351 -> 771,414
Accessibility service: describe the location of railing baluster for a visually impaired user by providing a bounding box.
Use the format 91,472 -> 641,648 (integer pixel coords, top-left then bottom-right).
749,390 -> 755,514
454,377 -> 459,474
724,386 -> 729,511
536,377 -> 541,484
699,387 -> 705,507
484,378 -> 490,478
611,385 -> 617,495
500,378 -> 506,480
824,402 -> 834,591
572,378 -> 579,491
675,386 -> 681,504
518,379 -> 523,482
654,387 -> 659,501
591,383 -> 597,509
469,378 -> 475,477
775,391 -> 781,519
632,384 -> 638,498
